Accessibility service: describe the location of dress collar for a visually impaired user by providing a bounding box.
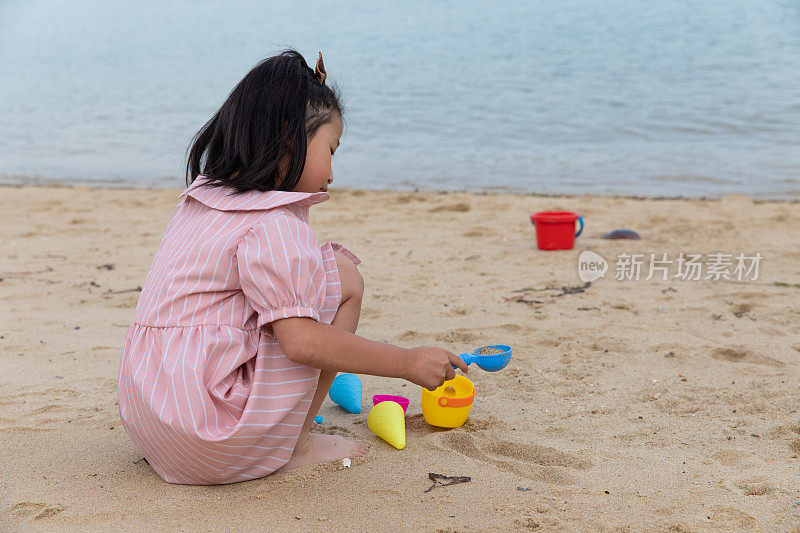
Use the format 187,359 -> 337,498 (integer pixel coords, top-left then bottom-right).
178,175 -> 330,212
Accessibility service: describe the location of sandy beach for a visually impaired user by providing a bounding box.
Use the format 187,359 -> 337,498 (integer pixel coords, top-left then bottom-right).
1,184 -> 799,531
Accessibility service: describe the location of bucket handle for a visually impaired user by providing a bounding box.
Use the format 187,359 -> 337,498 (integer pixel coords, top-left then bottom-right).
529,214 -> 584,238
438,388 -> 475,408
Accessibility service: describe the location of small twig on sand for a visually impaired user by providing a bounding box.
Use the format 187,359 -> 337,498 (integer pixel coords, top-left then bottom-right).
425,472 -> 471,493
510,286 -> 549,293
554,282 -> 590,296
720,280 -> 800,288
508,297 -> 546,306
0,267 -> 54,277
509,282 -> 590,301
106,286 -> 142,295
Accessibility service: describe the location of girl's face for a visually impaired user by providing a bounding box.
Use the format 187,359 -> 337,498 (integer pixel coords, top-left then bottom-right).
284,113 -> 343,193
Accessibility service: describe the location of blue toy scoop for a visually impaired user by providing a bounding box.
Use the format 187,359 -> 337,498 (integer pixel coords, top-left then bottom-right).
453,344 -> 512,372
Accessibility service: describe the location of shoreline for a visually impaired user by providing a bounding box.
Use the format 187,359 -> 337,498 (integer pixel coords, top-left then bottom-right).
2,181 -> 799,204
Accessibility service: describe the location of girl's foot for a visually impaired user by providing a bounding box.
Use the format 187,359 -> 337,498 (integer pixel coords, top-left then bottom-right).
277,432 -> 369,472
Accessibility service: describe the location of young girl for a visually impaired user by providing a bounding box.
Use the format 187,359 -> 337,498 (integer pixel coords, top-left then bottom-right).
117,49 -> 468,485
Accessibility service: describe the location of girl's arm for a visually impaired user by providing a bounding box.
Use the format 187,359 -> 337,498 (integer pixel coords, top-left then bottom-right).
272,318 -> 468,390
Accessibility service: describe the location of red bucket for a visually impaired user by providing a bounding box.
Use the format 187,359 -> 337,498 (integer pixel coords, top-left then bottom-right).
530,211 -> 584,250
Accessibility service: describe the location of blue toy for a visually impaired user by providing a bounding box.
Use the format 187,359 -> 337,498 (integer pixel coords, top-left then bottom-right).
328,373 -> 363,413
452,344 -> 512,372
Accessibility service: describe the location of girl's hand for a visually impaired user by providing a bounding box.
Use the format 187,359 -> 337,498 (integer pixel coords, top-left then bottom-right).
404,346 -> 469,391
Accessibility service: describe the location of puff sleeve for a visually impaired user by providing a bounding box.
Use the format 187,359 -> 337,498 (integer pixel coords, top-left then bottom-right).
236,215 -> 327,338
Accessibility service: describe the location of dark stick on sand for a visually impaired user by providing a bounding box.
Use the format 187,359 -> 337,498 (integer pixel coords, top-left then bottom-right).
425,473 -> 471,493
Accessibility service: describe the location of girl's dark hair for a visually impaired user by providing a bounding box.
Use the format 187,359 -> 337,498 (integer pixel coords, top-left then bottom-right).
185,48 -> 344,194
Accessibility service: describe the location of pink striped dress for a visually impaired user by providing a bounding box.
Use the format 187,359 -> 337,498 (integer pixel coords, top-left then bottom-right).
117,175 -> 361,485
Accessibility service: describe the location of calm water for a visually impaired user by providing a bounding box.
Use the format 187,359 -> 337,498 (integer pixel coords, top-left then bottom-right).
2,0 -> 799,198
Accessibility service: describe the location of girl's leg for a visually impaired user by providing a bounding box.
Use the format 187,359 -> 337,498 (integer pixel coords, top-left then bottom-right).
277,254 -> 368,472
301,268 -> 362,426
